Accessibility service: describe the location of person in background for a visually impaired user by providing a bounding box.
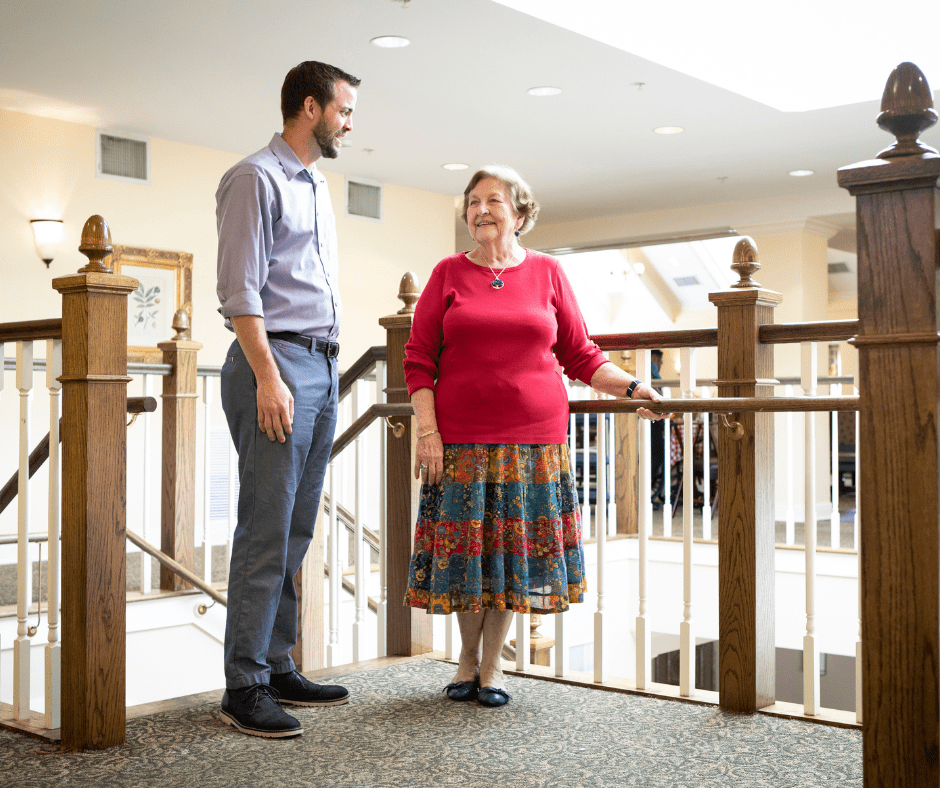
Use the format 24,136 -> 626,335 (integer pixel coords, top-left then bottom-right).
650,349 -> 667,508
215,61 -> 359,738
403,165 -> 662,708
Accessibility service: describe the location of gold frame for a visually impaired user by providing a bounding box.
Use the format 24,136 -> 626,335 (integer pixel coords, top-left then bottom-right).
111,245 -> 193,362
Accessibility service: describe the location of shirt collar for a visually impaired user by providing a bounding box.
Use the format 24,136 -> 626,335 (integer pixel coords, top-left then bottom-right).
268,132 -> 324,184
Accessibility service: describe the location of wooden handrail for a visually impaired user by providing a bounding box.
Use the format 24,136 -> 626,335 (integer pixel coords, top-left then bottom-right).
331,402 -> 413,460
125,528 -> 227,607
338,345 -> 387,397
0,318 -> 63,342
569,395 -> 858,415
0,396 -> 157,516
759,320 -> 858,344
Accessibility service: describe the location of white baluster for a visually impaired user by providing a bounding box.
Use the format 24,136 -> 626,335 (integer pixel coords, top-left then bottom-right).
855,387 -> 862,724
352,381 -> 366,662
554,611 -> 567,677
784,384 -> 796,546
141,374 -> 153,593
202,375 -> 213,584
829,381 -> 840,549
594,407 -> 606,683
327,463 -> 340,666
607,410 -> 617,536
581,411 -> 590,536
801,342 -> 820,716
515,612 -> 529,672
444,614 -> 455,661
14,341 -> 34,720
376,360 -> 387,656
45,339 -> 62,729
679,348 -> 696,697
636,349 -> 652,690
700,386 -> 712,540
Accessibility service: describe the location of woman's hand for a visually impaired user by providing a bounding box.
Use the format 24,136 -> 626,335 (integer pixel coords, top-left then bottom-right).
415,431 -> 444,485
630,381 -> 664,421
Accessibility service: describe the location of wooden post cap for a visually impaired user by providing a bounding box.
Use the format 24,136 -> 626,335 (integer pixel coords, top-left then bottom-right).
876,62 -> 938,159
77,214 -> 114,274
397,271 -> 421,314
730,238 -> 761,289
171,308 -> 191,340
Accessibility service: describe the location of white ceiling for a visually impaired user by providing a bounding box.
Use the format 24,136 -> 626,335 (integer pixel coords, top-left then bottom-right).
2,0 -> 938,234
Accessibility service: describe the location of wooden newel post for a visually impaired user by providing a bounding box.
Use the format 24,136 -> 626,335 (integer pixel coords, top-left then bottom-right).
159,310 -> 202,590
380,272 -> 433,656
837,62 -> 940,785
709,240 -> 780,713
52,215 -> 138,750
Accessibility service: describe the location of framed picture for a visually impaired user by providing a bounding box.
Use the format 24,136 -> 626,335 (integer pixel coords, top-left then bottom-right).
110,245 -> 193,362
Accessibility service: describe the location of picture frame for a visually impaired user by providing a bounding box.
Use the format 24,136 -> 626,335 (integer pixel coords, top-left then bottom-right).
110,245 -> 193,362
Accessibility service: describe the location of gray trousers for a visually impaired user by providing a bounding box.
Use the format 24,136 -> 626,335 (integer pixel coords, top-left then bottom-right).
220,337 -> 337,689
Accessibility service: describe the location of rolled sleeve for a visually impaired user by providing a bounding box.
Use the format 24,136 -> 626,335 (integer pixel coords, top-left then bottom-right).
216,169 -> 276,321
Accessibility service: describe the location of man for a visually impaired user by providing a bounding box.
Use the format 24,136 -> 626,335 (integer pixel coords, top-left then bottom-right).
215,61 -> 360,738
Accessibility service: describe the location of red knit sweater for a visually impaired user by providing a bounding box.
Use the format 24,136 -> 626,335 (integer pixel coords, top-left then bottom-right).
403,250 -> 609,444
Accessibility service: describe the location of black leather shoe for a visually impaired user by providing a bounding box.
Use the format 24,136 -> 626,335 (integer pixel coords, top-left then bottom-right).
270,670 -> 350,707
443,680 -> 479,701
220,684 -> 303,738
477,687 -> 512,707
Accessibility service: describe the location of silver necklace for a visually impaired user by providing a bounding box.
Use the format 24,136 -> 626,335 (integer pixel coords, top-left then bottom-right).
482,248 -> 523,289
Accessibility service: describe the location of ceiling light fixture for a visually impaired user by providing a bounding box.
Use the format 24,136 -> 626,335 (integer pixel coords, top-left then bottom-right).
442,163 -> 468,170
788,169 -> 815,177
30,219 -> 64,268
654,126 -> 683,135
370,35 -> 411,48
527,86 -> 562,97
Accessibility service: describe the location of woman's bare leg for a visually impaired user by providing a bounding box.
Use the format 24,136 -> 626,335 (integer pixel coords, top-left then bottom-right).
452,611 -> 484,682
479,609 -> 514,689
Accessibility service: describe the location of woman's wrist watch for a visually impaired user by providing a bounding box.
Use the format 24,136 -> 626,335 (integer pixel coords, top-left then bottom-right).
625,379 -> 639,398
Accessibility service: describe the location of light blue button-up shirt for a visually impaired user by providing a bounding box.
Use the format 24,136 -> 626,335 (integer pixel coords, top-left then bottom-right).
216,133 -> 341,340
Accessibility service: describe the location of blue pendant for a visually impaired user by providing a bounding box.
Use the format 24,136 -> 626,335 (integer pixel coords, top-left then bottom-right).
491,278 -> 504,289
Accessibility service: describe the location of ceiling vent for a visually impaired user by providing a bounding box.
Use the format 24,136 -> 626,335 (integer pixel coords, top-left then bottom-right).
96,130 -> 150,184
828,262 -> 851,274
346,177 -> 382,221
673,275 -> 701,287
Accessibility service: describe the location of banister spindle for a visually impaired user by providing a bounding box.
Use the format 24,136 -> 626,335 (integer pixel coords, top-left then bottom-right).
679,347 -> 696,698
14,340 -> 34,721
44,338 -> 62,730
635,349 -> 652,690
801,342 -> 820,716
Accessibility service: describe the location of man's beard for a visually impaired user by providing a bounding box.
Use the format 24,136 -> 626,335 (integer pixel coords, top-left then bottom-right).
314,120 -> 340,159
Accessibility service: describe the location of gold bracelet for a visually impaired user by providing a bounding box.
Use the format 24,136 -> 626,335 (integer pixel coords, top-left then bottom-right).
418,428 -> 439,439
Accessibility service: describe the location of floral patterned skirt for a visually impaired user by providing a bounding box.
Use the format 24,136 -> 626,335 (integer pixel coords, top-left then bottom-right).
404,443 -> 586,615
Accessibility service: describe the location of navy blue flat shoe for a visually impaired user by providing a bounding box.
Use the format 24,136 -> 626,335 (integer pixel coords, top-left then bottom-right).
477,687 -> 512,707
443,680 -> 479,701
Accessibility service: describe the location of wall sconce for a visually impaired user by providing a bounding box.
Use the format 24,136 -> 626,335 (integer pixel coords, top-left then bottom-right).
30,219 -> 64,267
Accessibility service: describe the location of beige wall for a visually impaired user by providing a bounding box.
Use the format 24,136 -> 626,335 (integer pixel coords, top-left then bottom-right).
0,108 -> 455,367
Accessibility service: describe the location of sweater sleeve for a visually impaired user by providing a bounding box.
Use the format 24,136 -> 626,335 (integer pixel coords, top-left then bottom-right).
403,262 -> 446,395
550,259 -> 609,384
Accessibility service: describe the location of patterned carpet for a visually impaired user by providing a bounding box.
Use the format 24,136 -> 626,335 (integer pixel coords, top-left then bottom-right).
0,658 -> 861,788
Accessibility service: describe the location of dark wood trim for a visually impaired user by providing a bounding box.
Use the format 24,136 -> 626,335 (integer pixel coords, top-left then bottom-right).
0,318 -> 62,342
568,396 -> 858,415
592,328 -> 717,350
759,321 -> 858,344
338,345 -> 387,396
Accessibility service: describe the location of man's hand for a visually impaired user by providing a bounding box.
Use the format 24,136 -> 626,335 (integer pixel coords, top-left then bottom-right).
257,373 -> 294,442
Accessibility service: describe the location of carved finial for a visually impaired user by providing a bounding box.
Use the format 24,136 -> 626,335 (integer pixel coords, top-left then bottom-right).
876,62 -> 938,159
730,237 -> 761,288
171,309 -> 191,340
77,215 -> 114,273
397,271 -> 421,314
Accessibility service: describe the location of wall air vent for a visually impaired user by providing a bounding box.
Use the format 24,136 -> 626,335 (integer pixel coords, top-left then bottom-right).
346,178 -> 382,221
96,130 -> 150,184
673,275 -> 701,287
828,262 -> 851,274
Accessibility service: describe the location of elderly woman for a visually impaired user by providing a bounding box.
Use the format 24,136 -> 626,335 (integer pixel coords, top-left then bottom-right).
403,165 -> 660,707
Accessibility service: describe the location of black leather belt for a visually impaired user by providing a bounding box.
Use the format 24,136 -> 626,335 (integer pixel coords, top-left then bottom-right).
267,331 -> 340,358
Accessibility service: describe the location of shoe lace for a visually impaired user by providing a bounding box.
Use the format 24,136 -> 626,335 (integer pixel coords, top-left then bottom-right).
245,683 -> 281,713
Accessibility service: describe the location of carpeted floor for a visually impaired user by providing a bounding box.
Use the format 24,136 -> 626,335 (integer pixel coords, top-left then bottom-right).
0,658 -> 861,788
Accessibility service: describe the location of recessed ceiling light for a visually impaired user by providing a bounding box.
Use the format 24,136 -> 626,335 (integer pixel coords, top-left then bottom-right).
370,35 -> 410,48
442,163 -> 469,170
527,86 -> 562,96
654,126 -> 683,135
788,169 -> 814,177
